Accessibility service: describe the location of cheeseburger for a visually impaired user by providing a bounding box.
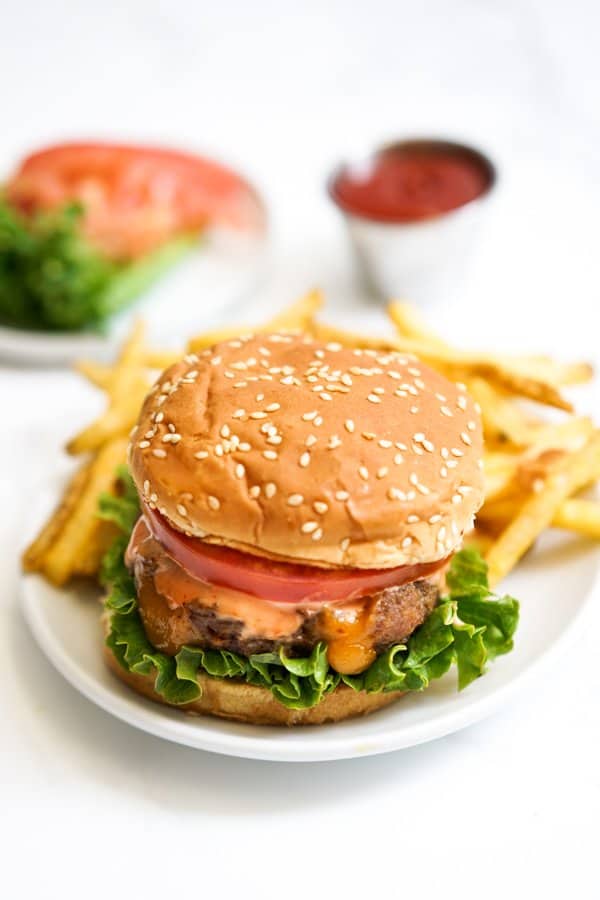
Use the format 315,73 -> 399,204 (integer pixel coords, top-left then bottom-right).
102,332 -> 518,725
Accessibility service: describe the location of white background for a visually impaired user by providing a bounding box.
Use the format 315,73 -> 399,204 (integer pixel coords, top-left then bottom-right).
2,1 -> 599,897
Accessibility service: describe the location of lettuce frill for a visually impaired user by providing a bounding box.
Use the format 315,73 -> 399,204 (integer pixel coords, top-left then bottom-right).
99,469 -> 519,710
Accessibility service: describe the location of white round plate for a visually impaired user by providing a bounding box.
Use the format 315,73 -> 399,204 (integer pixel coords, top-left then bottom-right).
20,475 -> 600,761
0,228 -> 268,366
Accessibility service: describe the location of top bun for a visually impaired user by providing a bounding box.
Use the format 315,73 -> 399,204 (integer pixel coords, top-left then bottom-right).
129,333 -> 484,569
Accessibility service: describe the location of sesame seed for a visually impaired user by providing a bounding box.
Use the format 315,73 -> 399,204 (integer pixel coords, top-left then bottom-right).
438,526 -> 447,541
239,442 -> 251,452
344,419 -> 355,433
335,490 -> 350,501
461,432 -> 472,445
376,466 -> 389,479
154,411 -> 164,423
408,367 -> 420,377
138,440 -> 150,449
340,538 -> 350,552
301,521 -> 318,534
441,447 -> 449,459
423,440 -> 435,453
374,386 -> 385,395
467,420 -> 477,432
255,393 -> 265,402
314,416 -> 323,427
235,463 -> 245,479
302,411 -> 318,421
162,433 -> 181,444
263,450 -> 278,460
368,394 -> 381,403
280,375 -> 294,385
232,409 -> 246,419
266,435 -> 282,445
264,482 -> 277,498
429,514 -> 442,524
250,411 -> 268,420
452,494 -> 463,504
150,493 -> 158,504
288,493 -> 304,506
299,452 -> 311,468
214,444 -> 224,457
168,423 -> 176,433
143,480 -> 150,495
410,406 -> 419,414
387,487 -> 403,500
208,495 -> 220,510
359,466 -> 369,481
457,396 -> 467,411
312,528 -> 323,541
234,381 -> 248,388
194,450 -> 209,460
474,402 -> 482,415
394,453 -> 404,465
407,514 -> 419,524
313,501 -> 328,514
221,424 -> 231,438
451,448 -> 464,457
177,504 -> 188,517
327,435 -> 342,449
402,536 -> 413,548
440,406 -> 453,417
266,402 -> 281,412
152,449 -> 167,459
435,393 -> 447,403
249,485 -> 261,498
341,374 -> 352,386
440,466 -> 448,478
414,432 -> 425,442
378,439 -> 392,449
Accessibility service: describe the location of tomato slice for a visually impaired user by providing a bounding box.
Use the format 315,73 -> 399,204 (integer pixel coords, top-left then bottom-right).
143,505 -> 448,605
6,142 -> 265,260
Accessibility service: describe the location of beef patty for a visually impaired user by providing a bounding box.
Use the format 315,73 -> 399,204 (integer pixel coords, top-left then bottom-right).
133,541 -> 438,656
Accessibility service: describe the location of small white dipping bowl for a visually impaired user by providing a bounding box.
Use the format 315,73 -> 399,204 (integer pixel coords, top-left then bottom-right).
328,139 -> 497,304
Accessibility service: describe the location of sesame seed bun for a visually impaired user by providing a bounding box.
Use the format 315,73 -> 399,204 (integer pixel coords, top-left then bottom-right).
129,333 -> 484,569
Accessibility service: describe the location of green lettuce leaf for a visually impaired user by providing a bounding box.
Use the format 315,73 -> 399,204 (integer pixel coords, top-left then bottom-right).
0,198 -> 193,332
99,468 -> 520,710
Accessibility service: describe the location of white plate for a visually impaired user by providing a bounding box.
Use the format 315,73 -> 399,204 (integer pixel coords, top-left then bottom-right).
0,228 -> 268,366
20,476 -> 600,761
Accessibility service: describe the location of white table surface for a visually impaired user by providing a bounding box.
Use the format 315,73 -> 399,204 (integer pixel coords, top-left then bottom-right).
2,1 -> 599,896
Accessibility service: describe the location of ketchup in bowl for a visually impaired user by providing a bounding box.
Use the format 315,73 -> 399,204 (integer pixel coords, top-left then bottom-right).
329,140 -> 494,224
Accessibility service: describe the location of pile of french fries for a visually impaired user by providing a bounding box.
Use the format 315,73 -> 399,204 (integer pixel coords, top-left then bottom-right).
23,289 -> 600,589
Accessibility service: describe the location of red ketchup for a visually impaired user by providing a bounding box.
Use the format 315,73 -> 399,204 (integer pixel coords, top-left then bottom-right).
330,142 -> 492,223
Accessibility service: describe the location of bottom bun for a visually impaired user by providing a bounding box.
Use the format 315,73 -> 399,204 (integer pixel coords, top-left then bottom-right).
103,644 -> 405,726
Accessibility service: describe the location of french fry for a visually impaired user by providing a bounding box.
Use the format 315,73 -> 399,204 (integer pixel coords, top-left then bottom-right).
188,290 -> 325,353
73,518 -> 120,577
265,288 -> 323,332
40,437 -> 129,586
187,324 -> 255,353
388,300 -> 449,349
75,359 -> 114,390
22,461 -> 93,573
143,349 -> 180,370
552,499 -> 600,540
67,320 -> 147,455
485,432 -> 600,585
466,377 -> 542,446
